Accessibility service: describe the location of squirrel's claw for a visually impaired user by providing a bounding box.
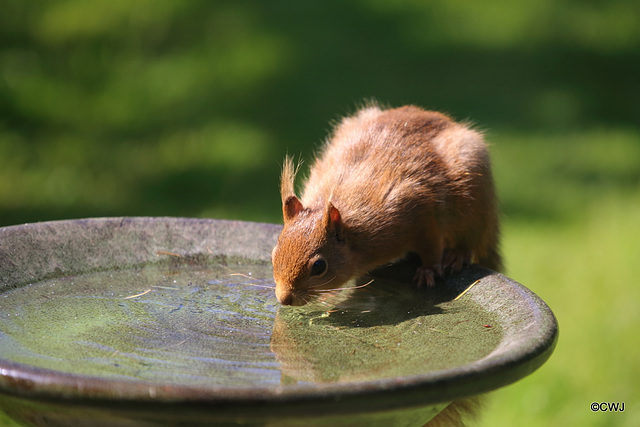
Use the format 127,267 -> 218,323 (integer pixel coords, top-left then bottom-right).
414,265 -> 441,288
442,249 -> 472,273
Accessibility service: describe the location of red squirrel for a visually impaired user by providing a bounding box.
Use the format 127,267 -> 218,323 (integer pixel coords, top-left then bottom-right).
272,104 -> 502,306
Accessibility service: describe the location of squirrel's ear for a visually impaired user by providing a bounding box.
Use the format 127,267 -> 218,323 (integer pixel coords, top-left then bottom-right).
283,195 -> 304,222
325,202 -> 345,242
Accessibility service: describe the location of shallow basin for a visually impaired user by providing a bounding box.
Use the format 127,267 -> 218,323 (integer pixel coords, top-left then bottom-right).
0,217 -> 557,426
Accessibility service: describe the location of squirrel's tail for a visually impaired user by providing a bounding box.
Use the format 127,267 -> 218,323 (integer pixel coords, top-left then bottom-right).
474,211 -> 503,273
477,243 -> 503,273
423,396 -> 485,427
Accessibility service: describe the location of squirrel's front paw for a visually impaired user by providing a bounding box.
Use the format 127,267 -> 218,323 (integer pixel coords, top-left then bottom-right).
442,248 -> 472,273
414,264 -> 443,288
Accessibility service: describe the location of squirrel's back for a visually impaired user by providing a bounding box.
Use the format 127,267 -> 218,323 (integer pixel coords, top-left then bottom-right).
300,105 -> 501,272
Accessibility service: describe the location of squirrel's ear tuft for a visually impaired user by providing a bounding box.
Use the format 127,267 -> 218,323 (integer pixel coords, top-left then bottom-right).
283,195 -> 304,222
280,156 -> 300,203
325,202 -> 345,242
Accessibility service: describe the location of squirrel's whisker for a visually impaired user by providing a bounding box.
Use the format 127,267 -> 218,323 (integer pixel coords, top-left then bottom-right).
308,275 -> 337,290
313,279 -> 375,293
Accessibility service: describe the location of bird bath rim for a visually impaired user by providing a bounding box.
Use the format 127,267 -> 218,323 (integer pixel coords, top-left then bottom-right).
0,217 -> 558,422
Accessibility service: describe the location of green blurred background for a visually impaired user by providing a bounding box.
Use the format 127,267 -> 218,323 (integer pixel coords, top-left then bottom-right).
1,1 -> 638,426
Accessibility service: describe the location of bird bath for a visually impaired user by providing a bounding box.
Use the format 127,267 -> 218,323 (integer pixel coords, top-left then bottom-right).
0,217 -> 557,426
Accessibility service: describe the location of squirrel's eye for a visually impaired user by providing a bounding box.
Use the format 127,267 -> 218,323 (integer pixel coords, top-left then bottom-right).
310,258 -> 327,277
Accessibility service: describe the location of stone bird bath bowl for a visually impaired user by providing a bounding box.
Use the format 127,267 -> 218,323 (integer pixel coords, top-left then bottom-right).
0,218 -> 557,426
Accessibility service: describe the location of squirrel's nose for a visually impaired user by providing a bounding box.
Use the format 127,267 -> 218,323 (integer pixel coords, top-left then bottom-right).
275,285 -> 294,305
278,293 -> 293,306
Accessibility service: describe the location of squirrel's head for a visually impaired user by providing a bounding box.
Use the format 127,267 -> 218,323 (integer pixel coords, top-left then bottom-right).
272,195 -> 356,306
271,158 -> 355,305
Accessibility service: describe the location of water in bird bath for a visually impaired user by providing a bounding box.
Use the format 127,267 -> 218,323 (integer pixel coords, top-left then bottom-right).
0,258 -> 501,388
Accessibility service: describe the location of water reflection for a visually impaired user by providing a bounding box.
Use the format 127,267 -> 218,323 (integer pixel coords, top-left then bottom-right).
269,260 -> 499,385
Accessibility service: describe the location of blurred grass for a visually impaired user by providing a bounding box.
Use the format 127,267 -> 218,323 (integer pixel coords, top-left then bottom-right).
484,135 -> 640,427
1,1 -> 639,426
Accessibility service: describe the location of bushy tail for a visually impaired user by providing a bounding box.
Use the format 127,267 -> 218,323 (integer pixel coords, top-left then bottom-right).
478,243 -> 503,273
423,396 -> 485,427
476,203 -> 503,273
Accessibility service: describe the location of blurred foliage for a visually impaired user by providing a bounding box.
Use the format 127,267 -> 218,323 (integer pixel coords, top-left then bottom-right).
1,1 -> 639,426
1,0 -> 639,226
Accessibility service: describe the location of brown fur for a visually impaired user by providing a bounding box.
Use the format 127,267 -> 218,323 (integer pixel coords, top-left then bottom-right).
424,397 -> 485,427
272,104 -> 501,306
